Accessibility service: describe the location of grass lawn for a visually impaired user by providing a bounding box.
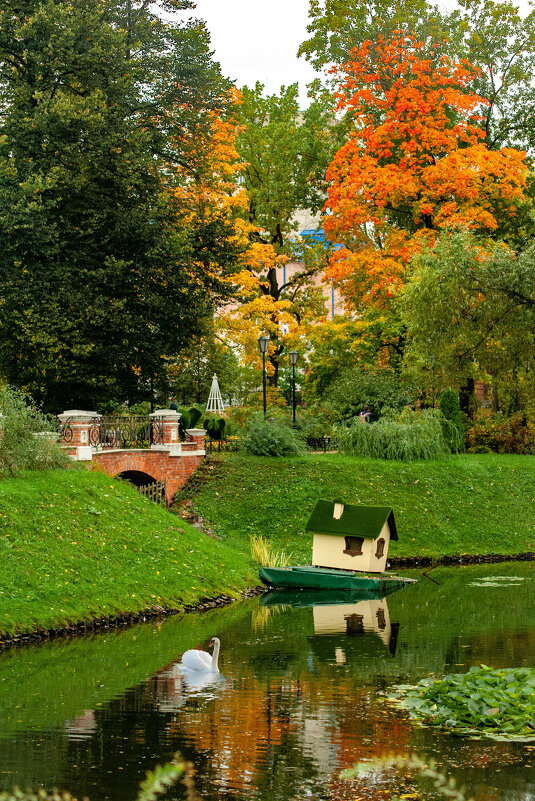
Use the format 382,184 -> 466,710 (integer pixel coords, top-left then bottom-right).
183,452 -> 535,564
2,452 -> 535,636
0,467 -> 256,636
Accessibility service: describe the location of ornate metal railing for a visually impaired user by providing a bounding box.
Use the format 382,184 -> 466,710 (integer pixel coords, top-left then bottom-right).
60,418 -> 75,444
306,436 -> 335,452
204,437 -> 240,454
60,416 -> 164,449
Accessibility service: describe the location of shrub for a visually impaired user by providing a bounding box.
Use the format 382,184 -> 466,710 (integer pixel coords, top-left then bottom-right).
243,416 -> 304,457
466,411 -> 535,454
336,409 -> 450,461
0,385 -> 68,476
324,368 -> 416,422
204,416 -> 226,440
438,389 -> 465,452
178,406 -> 202,431
297,403 -> 338,440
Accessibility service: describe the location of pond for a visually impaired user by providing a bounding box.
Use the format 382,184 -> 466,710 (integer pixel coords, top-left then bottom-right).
1,561 -> 534,801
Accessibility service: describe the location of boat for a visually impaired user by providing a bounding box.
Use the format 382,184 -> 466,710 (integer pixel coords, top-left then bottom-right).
259,564 -> 416,594
259,500 -> 416,596
261,586 -> 400,607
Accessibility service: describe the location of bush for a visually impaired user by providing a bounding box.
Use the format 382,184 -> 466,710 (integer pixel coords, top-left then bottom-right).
0,385 -> 68,476
438,389 -> 465,452
324,368 -> 416,422
297,403 -> 338,440
336,409 -> 451,461
466,411 -> 535,454
204,415 -> 226,440
243,416 -> 304,457
178,406 -> 202,431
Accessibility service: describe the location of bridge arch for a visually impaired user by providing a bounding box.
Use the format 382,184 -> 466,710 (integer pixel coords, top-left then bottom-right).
58,409 -> 207,504
118,469 -> 159,487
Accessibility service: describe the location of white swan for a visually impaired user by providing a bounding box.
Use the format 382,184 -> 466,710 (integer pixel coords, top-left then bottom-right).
181,637 -> 220,673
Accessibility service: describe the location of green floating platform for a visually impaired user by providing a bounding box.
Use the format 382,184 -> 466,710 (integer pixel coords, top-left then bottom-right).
259,565 -> 416,595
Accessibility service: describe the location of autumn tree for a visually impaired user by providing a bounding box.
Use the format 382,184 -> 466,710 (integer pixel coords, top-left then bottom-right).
0,0 -> 237,412
222,83 -> 340,386
300,0 -> 535,157
323,34 -> 528,311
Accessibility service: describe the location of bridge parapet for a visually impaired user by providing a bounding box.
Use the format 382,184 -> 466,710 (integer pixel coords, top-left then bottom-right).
149,409 -> 181,446
58,409 -> 206,504
58,410 -> 100,458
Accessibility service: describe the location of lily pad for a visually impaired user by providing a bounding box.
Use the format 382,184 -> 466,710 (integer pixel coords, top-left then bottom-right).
386,666 -> 535,742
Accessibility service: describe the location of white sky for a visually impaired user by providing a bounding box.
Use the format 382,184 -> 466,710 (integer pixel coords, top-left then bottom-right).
192,0 -> 319,105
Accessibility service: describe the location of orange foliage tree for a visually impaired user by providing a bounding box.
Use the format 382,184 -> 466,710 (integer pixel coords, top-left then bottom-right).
323,34 -> 528,310
165,95 -> 326,390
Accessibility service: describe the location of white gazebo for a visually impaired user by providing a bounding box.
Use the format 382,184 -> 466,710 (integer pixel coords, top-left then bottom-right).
206,374 -> 226,415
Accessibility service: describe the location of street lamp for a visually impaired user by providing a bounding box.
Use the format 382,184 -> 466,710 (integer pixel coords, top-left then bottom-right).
258,335 -> 270,418
289,350 -> 298,427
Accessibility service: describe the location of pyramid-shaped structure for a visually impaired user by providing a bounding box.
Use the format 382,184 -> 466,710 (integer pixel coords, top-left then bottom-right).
206,374 -> 225,414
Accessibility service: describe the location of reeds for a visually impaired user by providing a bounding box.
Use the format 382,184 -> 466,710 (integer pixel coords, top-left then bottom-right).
250,534 -> 292,567
337,409 -> 451,461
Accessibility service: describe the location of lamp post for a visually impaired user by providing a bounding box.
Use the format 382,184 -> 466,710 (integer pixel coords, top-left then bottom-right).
289,350 -> 298,427
258,335 -> 269,418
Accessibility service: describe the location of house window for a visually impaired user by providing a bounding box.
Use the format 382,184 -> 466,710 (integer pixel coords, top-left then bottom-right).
344,536 -> 364,556
376,608 -> 386,629
345,613 -> 364,635
375,538 -> 385,559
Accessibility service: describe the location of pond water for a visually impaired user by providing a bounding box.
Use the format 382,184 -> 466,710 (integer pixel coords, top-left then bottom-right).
1,562 -> 535,801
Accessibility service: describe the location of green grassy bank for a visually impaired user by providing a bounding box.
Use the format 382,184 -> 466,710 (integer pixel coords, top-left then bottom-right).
185,453 -> 535,564
0,468 -> 256,636
2,453 -> 535,637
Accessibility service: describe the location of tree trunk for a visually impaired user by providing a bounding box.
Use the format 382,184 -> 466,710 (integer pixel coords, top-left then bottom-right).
490,383 -> 499,413
459,377 -> 475,418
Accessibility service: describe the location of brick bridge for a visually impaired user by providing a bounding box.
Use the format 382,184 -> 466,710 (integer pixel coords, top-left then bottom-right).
58,409 -> 206,504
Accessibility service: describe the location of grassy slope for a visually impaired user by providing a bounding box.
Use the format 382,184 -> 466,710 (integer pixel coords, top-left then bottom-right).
0,467 -> 256,636
187,453 -> 535,563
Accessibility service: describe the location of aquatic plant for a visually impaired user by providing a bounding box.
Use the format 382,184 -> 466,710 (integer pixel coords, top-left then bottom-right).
386,665 -> 535,741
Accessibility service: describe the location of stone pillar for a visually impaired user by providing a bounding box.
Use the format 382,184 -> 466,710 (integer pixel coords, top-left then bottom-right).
58,410 -> 100,460
150,409 -> 181,447
186,428 -> 207,453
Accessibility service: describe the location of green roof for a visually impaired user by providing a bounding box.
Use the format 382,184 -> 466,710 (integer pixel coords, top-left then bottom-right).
305,500 -> 398,541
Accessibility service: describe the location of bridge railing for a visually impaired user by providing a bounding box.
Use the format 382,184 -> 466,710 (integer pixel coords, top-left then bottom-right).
60,415 -> 165,450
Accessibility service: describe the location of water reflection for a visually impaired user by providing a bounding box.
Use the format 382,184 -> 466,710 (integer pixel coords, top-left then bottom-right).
154,659 -> 225,711
0,562 -> 534,801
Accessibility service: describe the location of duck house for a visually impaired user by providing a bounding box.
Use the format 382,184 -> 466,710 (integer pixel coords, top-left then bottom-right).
306,500 -> 398,574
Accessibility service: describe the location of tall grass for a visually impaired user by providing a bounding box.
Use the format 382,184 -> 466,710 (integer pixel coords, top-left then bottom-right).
336,409 -> 451,461
250,534 -> 292,567
0,384 -> 67,476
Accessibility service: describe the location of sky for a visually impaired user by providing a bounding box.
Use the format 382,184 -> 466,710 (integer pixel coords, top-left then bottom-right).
191,0 -> 319,106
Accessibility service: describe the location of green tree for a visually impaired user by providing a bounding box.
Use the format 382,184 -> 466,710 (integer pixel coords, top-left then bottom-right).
165,329 -> 243,406
399,232 -> 535,414
0,0 -> 237,412
228,83 -> 342,386
439,389 -> 465,452
323,367 -> 416,421
299,0 -> 450,70
235,82 -> 338,248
